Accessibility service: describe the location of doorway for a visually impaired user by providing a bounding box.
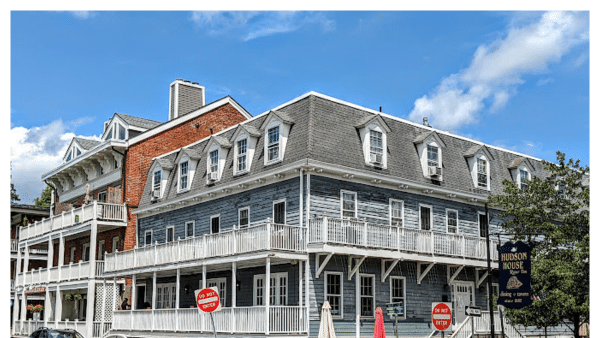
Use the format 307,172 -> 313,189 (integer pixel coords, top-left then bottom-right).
452,281 -> 474,328
136,285 -> 146,309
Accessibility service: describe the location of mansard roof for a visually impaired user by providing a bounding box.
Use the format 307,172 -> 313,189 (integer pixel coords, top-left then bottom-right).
508,157 -> 535,171
114,113 -> 161,130
464,145 -> 495,161
413,130 -> 447,148
202,135 -> 232,153
259,110 -> 294,130
73,137 -> 101,150
354,114 -> 391,133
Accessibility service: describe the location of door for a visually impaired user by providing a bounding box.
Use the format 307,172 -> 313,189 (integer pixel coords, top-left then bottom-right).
452,282 -> 474,327
136,285 -> 146,309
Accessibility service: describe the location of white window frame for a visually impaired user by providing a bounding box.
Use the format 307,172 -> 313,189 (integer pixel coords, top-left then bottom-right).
166,225 -> 175,243
272,199 -> 286,224
389,276 -> 406,320
359,273 -> 376,318
446,209 -> 459,234
210,149 -> 219,175
519,168 -> 530,189
427,144 -> 439,168
389,199 -> 404,227
369,129 -> 384,164
103,121 -> 128,141
478,211 -> 488,238
253,272 -> 288,306
153,170 -> 162,192
97,240 -> 106,261
477,158 -> 489,189
144,230 -> 153,247
267,126 -> 280,163
112,236 -> 119,252
156,282 -> 176,309
179,160 -> 189,192
210,215 -> 221,234
340,190 -> 358,219
236,138 -> 248,173
324,271 -> 343,318
205,277 -> 227,307
185,221 -> 195,238
239,207 -> 250,228
82,243 -> 90,262
419,204 -> 433,231
69,246 -> 76,263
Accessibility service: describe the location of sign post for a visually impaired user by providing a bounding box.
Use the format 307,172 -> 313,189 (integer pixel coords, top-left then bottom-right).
465,304 -> 482,337
386,302 -> 404,338
432,302 -> 452,336
195,287 -> 221,338
498,241 -> 532,309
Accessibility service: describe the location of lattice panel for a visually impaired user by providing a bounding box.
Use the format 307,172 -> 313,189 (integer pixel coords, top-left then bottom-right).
94,283 -> 116,322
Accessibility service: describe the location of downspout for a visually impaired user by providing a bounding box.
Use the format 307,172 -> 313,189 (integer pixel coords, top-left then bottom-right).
112,146 -> 130,249
44,180 -> 57,216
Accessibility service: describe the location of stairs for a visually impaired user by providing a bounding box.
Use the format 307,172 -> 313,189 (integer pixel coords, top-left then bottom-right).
450,311 -> 525,338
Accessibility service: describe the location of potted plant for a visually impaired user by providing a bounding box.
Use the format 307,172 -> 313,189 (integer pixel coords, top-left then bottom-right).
27,304 -> 43,321
64,294 -> 72,301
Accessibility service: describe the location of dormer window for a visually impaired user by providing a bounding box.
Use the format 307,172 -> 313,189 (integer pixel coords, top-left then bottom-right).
356,115 -> 390,168
267,126 -> 280,162
210,150 -> 219,174
477,159 -> 488,188
237,139 -> 247,172
66,152 -> 72,162
103,120 -> 128,141
520,169 -> 529,189
106,126 -> 113,140
427,145 -> 439,167
414,131 -> 446,180
179,161 -> 189,190
153,170 -> 161,191
370,130 -> 383,164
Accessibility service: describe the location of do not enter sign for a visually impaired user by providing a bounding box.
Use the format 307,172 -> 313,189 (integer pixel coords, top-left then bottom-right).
432,302 -> 452,331
195,287 -> 221,313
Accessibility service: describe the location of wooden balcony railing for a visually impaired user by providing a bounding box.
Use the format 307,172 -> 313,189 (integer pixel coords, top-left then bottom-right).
309,217 -> 500,261
16,260 -> 104,287
105,222 -> 306,273
19,201 -> 126,241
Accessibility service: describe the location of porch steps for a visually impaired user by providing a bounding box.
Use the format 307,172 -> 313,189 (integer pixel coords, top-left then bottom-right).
309,320 -> 433,337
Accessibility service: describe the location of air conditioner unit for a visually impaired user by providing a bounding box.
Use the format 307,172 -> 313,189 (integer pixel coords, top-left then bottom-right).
152,189 -> 160,199
428,166 -> 442,177
209,172 -> 218,181
370,153 -> 383,164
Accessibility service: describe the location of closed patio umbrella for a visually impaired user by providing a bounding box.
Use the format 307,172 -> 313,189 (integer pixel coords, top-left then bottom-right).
318,301 -> 337,338
374,307 -> 386,338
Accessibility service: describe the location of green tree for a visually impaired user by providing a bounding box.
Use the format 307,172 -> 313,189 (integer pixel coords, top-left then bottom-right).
11,183 -> 20,202
488,152 -> 589,338
34,186 -> 52,207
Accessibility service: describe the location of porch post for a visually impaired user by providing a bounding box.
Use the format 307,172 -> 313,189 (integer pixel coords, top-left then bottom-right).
47,236 -> 54,269
202,265 -> 206,289
89,221 -> 98,277
152,272 -> 157,309
175,269 -> 180,309
86,280 -> 96,338
232,263 -> 236,308
305,254 -> 310,330
58,235 -> 65,280
202,265 -> 206,332
20,290 -> 27,323
24,245 -> 30,275
299,261 -> 303,307
56,286 -> 62,323
12,289 -> 20,331
131,274 -> 137,310
356,271 -> 360,338
265,256 -> 271,335
44,287 -> 50,326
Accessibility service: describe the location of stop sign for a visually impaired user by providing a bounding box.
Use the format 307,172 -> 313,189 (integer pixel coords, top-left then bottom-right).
195,287 -> 221,313
432,302 -> 452,331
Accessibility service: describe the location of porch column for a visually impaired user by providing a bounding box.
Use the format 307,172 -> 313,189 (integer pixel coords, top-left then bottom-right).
232,263 -> 236,308
265,257 -> 270,335
89,221 -> 98,277
20,290 -> 27,322
305,254 -> 310,327
86,280 -> 96,338
23,245 -> 30,274
152,272 -> 157,309
355,271 -> 360,338
44,287 -> 50,326
12,292 -> 20,331
175,269 -> 180,309
131,275 -> 137,310
47,236 -> 54,269
16,246 -> 22,277
202,265 -> 206,289
58,235 -> 65,280
299,261 -> 303,307
56,286 -> 62,323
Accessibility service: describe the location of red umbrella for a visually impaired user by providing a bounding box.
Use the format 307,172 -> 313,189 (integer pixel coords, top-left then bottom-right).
374,307 -> 386,338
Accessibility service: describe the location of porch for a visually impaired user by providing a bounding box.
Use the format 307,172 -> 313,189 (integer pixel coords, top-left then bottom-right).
16,260 -> 105,286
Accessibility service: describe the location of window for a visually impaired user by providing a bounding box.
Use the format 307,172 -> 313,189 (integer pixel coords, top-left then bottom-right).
210,150 -> 219,174
325,272 -> 343,317
254,272 -> 288,306
70,247 -> 76,263
76,148 -> 81,157
446,209 -> 458,234
145,230 -> 153,246
488,283 -> 500,310
370,130 -> 383,163
478,213 -> 488,238
520,169 -> 529,189
185,221 -> 195,238
239,207 -> 250,228
341,191 -> 357,219
180,161 -> 189,190
390,277 -> 406,318
237,139 -> 247,172
390,199 -> 403,226
156,283 -> 176,309
66,152 -> 72,162
360,275 -> 375,317
477,159 -> 488,188
427,145 -> 439,167
153,170 -> 161,191
82,243 -> 90,262
211,215 -> 220,234
273,200 -> 286,224
98,240 -> 105,261
106,126 -> 113,141
267,126 -> 280,162
118,124 -> 126,140
166,226 -> 174,242
112,236 -> 119,252
98,191 -> 107,203
206,278 -> 227,307
419,205 -> 432,231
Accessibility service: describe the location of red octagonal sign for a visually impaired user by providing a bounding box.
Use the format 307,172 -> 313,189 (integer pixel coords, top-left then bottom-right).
195,287 -> 220,313
432,302 -> 452,331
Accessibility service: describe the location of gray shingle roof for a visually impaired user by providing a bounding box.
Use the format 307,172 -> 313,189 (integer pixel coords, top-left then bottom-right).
115,113 -> 162,129
74,137 -> 101,150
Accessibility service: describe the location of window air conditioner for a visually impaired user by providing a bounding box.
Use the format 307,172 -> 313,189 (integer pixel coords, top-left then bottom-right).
428,166 -> 442,177
209,172 -> 218,181
152,189 -> 160,199
370,153 -> 383,164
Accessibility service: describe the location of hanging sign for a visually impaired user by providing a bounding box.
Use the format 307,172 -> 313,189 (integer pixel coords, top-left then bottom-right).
25,286 -> 46,295
195,287 -> 221,313
498,241 -> 532,309
431,302 -> 452,331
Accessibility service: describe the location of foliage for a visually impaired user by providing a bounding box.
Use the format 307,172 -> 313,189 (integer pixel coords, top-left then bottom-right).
488,151 -> 589,338
27,304 -> 43,313
34,185 -> 52,207
11,183 -> 20,202
64,294 -> 72,301
73,293 -> 83,301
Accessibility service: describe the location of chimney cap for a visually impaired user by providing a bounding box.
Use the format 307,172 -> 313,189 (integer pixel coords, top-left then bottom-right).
184,80 -> 191,83
176,78 -> 183,81
423,117 -> 431,127
192,82 -> 199,85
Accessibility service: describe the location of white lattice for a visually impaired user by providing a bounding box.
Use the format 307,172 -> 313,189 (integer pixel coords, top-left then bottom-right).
94,283 -> 116,322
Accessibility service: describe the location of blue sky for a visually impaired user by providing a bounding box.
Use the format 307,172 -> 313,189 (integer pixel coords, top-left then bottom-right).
9,11 -> 590,203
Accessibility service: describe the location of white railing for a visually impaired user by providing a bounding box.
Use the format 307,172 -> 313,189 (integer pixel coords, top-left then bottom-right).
309,217 -> 500,261
105,221 -> 306,273
19,201 -> 127,241
475,311 -> 526,338
450,316 -> 473,338
93,322 -> 112,337
55,320 -> 85,333
11,279 -> 15,290
17,260 -> 101,286
11,239 -> 18,252
112,306 -> 306,334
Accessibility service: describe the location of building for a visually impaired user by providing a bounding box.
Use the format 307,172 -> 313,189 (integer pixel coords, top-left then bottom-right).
102,91 -> 548,338
12,79 -> 251,338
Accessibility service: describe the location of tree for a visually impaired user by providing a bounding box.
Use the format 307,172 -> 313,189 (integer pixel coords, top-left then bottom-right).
488,151 -> 589,338
34,186 -> 52,207
11,183 -> 20,202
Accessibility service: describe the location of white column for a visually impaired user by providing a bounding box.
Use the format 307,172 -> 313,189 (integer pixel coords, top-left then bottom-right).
44,288 -> 50,326
265,257 -> 270,335
175,269 -> 180,309
299,261 -> 303,307
201,265 -> 206,332
231,263 -> 236,308
202,265 -> 206,289
89,221 -> 98,277
20,290 -> 27,323
56,286 -> 62,323
355,271 -> 360,338
23,246 -> 30,274
131,275 -> 137,310
58,235 -> 65,280
86,280 -> 96,338
47,236 -> 54,269
305,254 -> 310,328
152,272 -> 157,309
16,246 -> 22,280
12,292 -> 20,331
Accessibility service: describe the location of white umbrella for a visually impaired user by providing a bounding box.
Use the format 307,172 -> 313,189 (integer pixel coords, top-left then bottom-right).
318,300 -> 337,338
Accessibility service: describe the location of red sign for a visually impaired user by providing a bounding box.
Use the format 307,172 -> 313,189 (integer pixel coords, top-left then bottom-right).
432,302 -> 452,331
195,287 -> 221,313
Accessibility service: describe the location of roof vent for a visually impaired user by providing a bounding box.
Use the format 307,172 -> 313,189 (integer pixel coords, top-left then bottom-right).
423,117 -> 431,127
169,79 -> 206,121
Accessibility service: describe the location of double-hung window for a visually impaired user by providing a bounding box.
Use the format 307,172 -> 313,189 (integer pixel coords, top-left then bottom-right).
267,126 -> 280,162
145,230 -> 152,246
153,171 -> 161,192
98,191 -> 107,203
325,272 -> 343,317
118,124 -> 126,140
112,236 -> 119,252
477,159 -> 488,188
82,243 -> 90,262
210,150 -> 219,174
273,201 -> 286,224
390,277 -> 406,318
420,205 -> 432,231
185,221 -> 194,238
237,139 -> 247,172
520,169 -> 529,189
180,161 -> 189,190
478,213 -> 488,238
390,199 -> 403,226
156,283 -> 176,309
427,145 -> 439,167
211,215 -> 220,234
239,207 -> 249,228
446,209 -> 458,234
166,226 -> 174,243
370,130 -> 383,163
69,247 -> 76,263
360,275 -> 375,317
341,191 -> 357,219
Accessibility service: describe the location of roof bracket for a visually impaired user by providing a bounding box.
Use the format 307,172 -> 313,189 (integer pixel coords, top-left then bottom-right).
315,253 -> 333,279
381,259 -> 401,283
348,256 -> 366,281
476,269 -> 489,288
417,262 -> 435,285
447,265 -> 465,285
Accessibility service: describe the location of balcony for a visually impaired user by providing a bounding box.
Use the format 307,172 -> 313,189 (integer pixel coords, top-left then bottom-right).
11,239 -> 18,252
112,306 -> 307,334
105,222 -> 306,273
308,217 -> 499,262
19,202 -> 127,241
16,261 -> 105,287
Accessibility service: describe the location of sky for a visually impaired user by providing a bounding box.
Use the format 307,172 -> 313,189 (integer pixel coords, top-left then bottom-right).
9,10 -> 590,204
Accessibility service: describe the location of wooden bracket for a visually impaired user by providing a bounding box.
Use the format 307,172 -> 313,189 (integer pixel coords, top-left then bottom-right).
348,256 -> 366,281
417,262 -> 435,285
447,265 -> 465,285
476,269 -> 489,288
381,259 -> 401,283
315,253 -> 333,278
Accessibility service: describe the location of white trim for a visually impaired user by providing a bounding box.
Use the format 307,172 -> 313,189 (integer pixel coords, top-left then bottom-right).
166,225 -> 175,243
340,190 -> 358,219
144,230 -> 153,246
419,204 -> 433,231
451,280 -> 476,323
272,199 -> 286,224
324,271 -> 343,319
358,273 -> 376,318
238,207 -> 250,228
42,141 -> 126,180
445,208 -> 459,234
185,221 -> 195,238
389,198 -> 404,227
210,214 -> 221,234
389,276 -> 406,320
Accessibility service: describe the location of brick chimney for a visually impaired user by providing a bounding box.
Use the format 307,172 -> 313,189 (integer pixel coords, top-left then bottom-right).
168,79 -> 206,121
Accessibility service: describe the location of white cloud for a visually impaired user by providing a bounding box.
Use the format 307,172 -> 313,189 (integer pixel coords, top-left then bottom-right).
191,11 -> 335,41
70,11 -> 96,20
408,11 -> 588,131
10,120 -> 99,204
536,78 -> 555,86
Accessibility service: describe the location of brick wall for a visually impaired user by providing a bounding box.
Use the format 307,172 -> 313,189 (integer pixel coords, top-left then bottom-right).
50,227 -> 126,266
61,182 -> 122,207
123,103 -> 247,250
